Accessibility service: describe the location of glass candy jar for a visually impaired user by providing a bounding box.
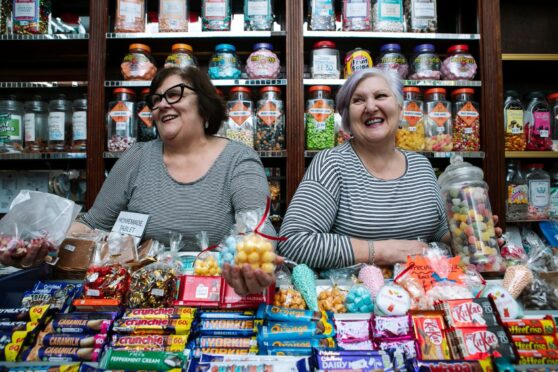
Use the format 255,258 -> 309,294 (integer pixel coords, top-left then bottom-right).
255,86 -> 285,151
121,43 -> 157,81
246,43 -> 280,79
305,86 -> 335,150
504,90 -> 526,151
441,44 -> 477,81
525,92 -> 552,151
107,88 -> 137,152
209,44 -> 241,79
376,43 -> 408,79
424,88 -> 452,151
396,87 -> 425,151
451,88 -> 480,151
409,44 -> 441,80
226,87 -> 255,148
311,41 -> 340,79
24,95 -> 48,152
164,44 -> 197,68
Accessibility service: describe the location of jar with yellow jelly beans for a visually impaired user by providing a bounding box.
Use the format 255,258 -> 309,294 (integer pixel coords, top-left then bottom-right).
396,87 -> 425,151
424,88 -> 452,152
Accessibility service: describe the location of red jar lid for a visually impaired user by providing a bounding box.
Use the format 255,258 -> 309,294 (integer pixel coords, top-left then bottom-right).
260,86 -> 282,94
230,87 -> 252,94
527,163 -> 544,169
140,88 -> 150,95
447,44 -> 469,54
308,85 -> 332,93
403,87 -> 421,93
451,88 -> 475,96
424,88 -> 447,95
547,92 -> 558,101
313,41 -> 336,49
114,88 -> 136,95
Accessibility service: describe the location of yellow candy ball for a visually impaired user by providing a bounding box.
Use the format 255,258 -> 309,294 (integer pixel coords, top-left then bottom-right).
262,251 -> 275,263
236,241 -> 245,251
248,252 -> 260,264
236,251 -> 248,263
261,263 -> 275,274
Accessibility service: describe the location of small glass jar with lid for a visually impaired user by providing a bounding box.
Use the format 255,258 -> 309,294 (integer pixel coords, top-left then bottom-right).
71,94 -> 88,152
451,88 -> 480,151
137,88 -> 157,142
226,87 -> 255,148
524,92 -> 552,151
409,44 -> 441,80
24,95 -> 48,153
311,41 -> 340,79
424,88 -> 452,151
164,44 -> 197,68
121,43 -> 157,81
305,85 -> 335,150
208,44 -> 241,79
547,92 -> 558,151
308,0 -> 335,31
255,86 -> 285,151
504,90 -> 526,151
202,0 -> 231,31
244,0 -> 274,31
396,87 -> 425,151
107,88 -> 137,152
441,45 -> 478,81
0,95 -> 24,153
438,155 -> 503,272
525,163 -> 550,220
246,43 -> 281,79
376,43 -> 409,79
48,94 -> 72,152
342,0 -> 371,31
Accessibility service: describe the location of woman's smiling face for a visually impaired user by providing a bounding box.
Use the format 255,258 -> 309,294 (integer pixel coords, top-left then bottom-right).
348,75 -> 401,146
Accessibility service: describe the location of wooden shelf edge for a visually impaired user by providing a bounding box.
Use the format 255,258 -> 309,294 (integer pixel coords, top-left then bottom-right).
505,151 -> 558,158
501,53 -> 558,61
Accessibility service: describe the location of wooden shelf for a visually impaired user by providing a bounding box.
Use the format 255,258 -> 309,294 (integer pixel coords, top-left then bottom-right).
505,151 -> 558,158
303,79 -> 482,87
502,54 -> 558,61
304,31 -> 480,40
107,31 -> 286,39
0,152 -> 86,160
105,79 -> 288,88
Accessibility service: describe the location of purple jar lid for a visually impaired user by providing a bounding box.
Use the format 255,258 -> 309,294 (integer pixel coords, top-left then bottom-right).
414,44 -> 435,53
253,43 -> 273,51
380,43 -> 401,53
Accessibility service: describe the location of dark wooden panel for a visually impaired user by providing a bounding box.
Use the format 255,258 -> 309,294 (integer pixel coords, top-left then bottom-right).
85,0 -> 108,209
479,0 -> 506,225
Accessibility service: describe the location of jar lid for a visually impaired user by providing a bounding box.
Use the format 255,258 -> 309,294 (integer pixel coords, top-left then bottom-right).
526,91 -> 546,101
438,155 -> 485,189
215,44 -> 236,52
547,92 -> 558,101
0,95 -> 22,109
215,88 -> 224,97
447,44 -> 469,54
402,87 -> 421,93
313,41 -> 336,49
527,163 -> 544,169
414,44 -> 435,53
308,85 -> 332,93
451,88 -> 475,96
424,88 -> 446,96
129,43 -> 151,53
504,90 -> 520,99
172,43 -> 193,52
140,88 -> 150,95
253,42 -> 273,51
230,87 -> 252,94
260,86 -> 281,94
380,43 -> 401,53
114,88 -> 136,95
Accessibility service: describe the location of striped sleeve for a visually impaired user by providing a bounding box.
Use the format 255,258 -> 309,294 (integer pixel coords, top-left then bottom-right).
278,150 -> 354,269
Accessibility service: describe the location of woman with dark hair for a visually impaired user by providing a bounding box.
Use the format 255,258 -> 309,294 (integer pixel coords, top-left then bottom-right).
48,66 -> 276,294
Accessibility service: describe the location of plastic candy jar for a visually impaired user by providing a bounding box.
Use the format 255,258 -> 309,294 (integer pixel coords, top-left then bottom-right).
115,0 -> 145,32
244,0 -> 274,31
376,43 -> 409,79
164,44 -> 197,68
405,0 -> 437,32
107,88 -> 137,152
202,0 -> 231,31
451,88 -> 480,151
255,86 -> 285,151
504,90 -> 526,151
0,95 -> 24,153
424,88 -> 452,151
505,160 -> 528,222
396,87 -> 425,151
409,44 -> 441,80
342,0 -> 371,31
311,41 -> 340,79
547,92 -> 558,150
48,94 -> 72,152
438,155 -> 501,268
372,0 -> 404,32
308,0 -> 335,31
23,95 -> 48,152
226,87 -> 255,148
159,0 -> 188,32
524,92 -> 552,151
343,48 -> 373,78
441,45 -> 477,81
525,164 -> 550,220
246,43 -> 281,79
208,44 -> 241,79
137,88 -> 157,142
305,86 -> 335,150
71,94 -> 88,151
121,44 -> 157,81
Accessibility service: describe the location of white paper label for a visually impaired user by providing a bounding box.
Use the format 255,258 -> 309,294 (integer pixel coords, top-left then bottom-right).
86,289 -> 100,297
539,129 -> 549,138
14,1 -> 37,19
436,126 -> 445,134
414,2 -> 435,18
161,0 -> 185,14
407,126 -> 417,132
346,3 -> 367,18
112,211 -> 149,238
116,122 -> 127,131
529,180 -> 550,208
313,54 -> 338,75
464,127 -> 474,134
72,111 -> 87,141
151,288 -> 165,297
24,113 -> 35,142
48,112 -> 65,141
205,2 -> 227,17
196,284 -> 209,299
64,244 -> 76,252
550,187 -> 558,217
247,0 -> 269,16
120,0 -> 142,23
380,3 -> 401,18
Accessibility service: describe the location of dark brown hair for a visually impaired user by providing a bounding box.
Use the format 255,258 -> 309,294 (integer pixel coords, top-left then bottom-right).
149,66 -> 226,135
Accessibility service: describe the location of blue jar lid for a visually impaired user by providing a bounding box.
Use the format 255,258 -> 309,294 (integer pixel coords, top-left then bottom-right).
253,42 -> 273,51
215,44 -> 236,52
414,44 -> 435,53
380,43 -> 401,53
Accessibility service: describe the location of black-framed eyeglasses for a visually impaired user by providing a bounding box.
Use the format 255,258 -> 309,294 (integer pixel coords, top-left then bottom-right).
146,83 -> 196,110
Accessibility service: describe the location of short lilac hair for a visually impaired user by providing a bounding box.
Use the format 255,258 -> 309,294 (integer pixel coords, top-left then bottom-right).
336,68 -> 403,134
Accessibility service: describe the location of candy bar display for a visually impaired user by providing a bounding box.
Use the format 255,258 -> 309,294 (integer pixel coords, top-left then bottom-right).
106,88 -> 138,152
396,87 -> 426,151
202,0 -> 231,31
451,88 -> 480,151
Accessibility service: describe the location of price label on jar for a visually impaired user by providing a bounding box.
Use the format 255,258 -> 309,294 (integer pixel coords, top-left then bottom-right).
313,55 -> 338,75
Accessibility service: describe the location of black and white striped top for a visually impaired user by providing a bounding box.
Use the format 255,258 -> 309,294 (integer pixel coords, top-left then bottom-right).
80,139 -> 274,249
278,141 -> 448,269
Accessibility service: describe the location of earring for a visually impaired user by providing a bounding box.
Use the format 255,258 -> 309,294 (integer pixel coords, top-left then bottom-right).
204,121 -> 209,129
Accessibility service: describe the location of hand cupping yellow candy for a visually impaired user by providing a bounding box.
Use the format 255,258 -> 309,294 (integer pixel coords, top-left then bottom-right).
234,233 -> 276,274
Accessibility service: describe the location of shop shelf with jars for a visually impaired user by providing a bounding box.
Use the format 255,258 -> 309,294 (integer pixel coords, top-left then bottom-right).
0,81 -> 88,88
0,152 -> 86,160
303,79 -> 481,87
0,34 -> 89,41
105,150 -> 287,159
304,150 -> 484,159
105,79 -> 288,88
107,31 -> 286,39
304,31 -> 480,40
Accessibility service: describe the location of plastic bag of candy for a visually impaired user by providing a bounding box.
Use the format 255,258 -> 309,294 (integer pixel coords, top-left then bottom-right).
220,226 -> 238,268
316,272 -> 351,313
344,282 -> 374,313
193,231 -> 221,276
292,263 -> 319,311
0,190 -> 81,264
272,266 -> 307,309
500,226 -> 528,266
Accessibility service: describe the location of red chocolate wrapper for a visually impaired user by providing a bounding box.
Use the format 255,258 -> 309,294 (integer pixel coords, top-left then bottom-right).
502,316 -> 557,335
512,335 -> 558,351
448,326 -> 516,361
518,349 -> 558,365
436,298 -> 499,328
410,311 -> 451,360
